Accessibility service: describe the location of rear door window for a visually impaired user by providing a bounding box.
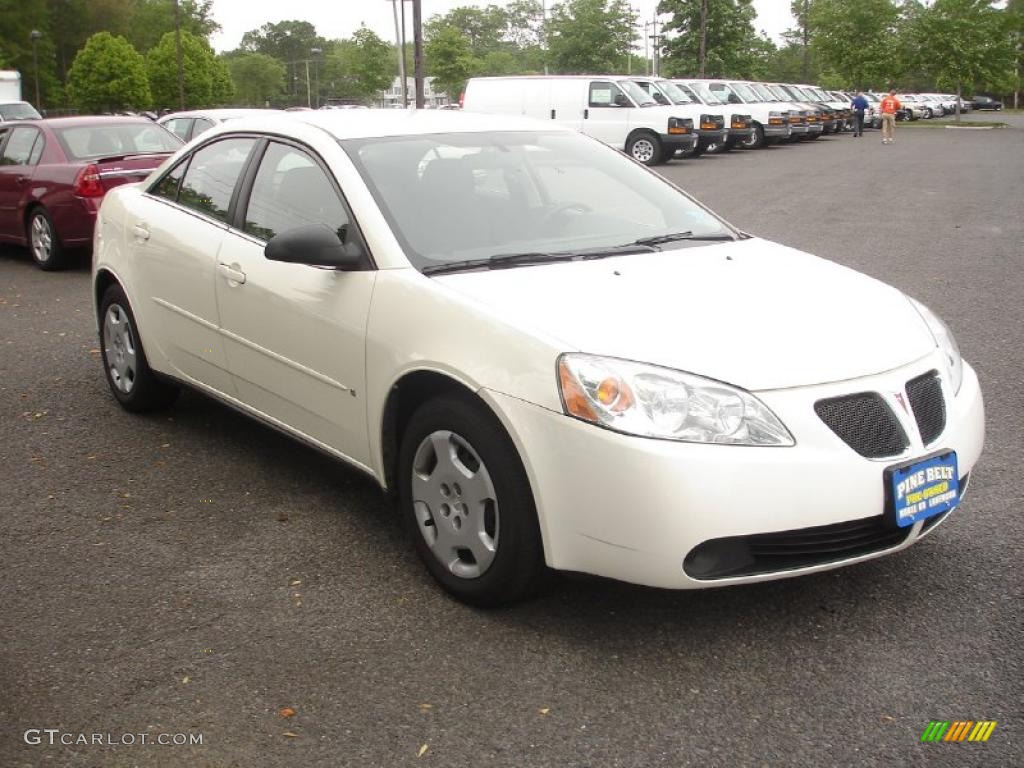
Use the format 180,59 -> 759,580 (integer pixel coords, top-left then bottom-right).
176,137 -> 258,223
0,127 -> 41,166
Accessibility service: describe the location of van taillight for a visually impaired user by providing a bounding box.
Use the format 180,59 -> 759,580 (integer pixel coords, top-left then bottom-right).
73,164 -> 104,198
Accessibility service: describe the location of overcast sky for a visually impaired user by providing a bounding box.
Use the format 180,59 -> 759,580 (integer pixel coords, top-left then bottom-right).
210,1 -> 795,52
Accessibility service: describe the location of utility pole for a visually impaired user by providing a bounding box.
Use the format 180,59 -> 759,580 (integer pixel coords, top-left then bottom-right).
541,0 -> 548,75
800,0 -> 810,82
311,48 -> 321,108
698,0 -> 709,78
389,0 -> 407,107
173,0 -> 185,110
412,0 -> 424,108
29,30 -> 42,109
643,21 -> 651,76
304,59 -> 311,108
649,14 -> 660,78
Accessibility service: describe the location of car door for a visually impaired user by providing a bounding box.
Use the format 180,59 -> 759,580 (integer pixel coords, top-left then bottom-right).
582,80 -> 632,148
0,125 -> 42,239
131,136 -> 260,395
213,139 -> 376,466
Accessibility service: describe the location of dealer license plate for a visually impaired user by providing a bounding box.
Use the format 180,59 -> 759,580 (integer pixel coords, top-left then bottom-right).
886,451 -> 960,527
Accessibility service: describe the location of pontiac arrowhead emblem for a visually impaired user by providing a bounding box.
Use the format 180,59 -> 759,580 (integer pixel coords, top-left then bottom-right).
894,392 -> 909,413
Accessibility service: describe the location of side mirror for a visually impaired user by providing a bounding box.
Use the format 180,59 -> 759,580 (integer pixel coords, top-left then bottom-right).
264,223 -> 364,270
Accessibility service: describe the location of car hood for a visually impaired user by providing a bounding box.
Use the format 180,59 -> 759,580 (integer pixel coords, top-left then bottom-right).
433,238 -> 936,391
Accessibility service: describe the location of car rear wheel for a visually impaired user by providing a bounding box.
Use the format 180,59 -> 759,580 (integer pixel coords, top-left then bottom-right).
626,133 -> 663,166
100,284 -> 180,412
27,208 -> 68,271
399,393 -> 546,606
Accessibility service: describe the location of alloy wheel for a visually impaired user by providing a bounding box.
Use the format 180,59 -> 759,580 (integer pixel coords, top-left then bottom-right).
30,214 -> 53,264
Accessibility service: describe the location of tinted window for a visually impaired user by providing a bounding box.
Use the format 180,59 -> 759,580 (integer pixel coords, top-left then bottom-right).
54,122 -> 182,160
243,142 -> 347,241
1,127 -> 40,165
150,158 -> 189,202
178,138 -> 257,222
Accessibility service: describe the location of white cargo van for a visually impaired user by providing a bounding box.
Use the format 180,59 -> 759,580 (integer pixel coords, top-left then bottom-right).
463,76 -> 701,166
674,79 -> 796,149
631,77 -> 752,154
0,70 -> 21,102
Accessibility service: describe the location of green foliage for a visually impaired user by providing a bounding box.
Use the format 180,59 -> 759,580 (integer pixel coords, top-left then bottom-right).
127,0 -> 219,53
223,52 -> 285,107
147,30 -> 231,109
67,31 -> 150,111
909,0 -> 1016,97
659,0 -> 771,79
317,27 -> 392,104
547,0 -> 637,74
807,0 -> 901,89
425,26 -> 477,98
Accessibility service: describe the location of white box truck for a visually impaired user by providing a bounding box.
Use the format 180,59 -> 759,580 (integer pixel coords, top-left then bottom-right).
0,70 -> 42,122
463,75 -> 703,166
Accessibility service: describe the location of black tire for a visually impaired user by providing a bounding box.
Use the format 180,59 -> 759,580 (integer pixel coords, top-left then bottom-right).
741,123 -> 765,149
398,393 -> 547,607
26,208 -> 68,271
99,283 -> 180,412
625,132 -> 663,166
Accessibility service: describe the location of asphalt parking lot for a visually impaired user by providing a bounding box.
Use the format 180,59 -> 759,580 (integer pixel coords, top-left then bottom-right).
2,115 -> 1021,767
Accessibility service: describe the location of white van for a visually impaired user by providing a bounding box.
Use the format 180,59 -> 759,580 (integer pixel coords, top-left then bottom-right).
463,76 -> 701,165
631,77 -> 752,154
675,79 -> 797,149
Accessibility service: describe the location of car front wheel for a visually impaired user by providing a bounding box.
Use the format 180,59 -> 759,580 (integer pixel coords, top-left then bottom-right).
99,284 -> 180,412
626,133 -> 663,165
399,393 -> 546,606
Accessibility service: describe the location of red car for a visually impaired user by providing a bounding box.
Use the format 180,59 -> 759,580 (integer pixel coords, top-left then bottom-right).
0,116 -> 182,270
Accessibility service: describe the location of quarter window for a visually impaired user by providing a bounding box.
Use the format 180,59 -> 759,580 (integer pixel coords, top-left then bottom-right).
242,142 -> 348,242
177,138 -> 257,222
1,127 -> 41,166
150,159 -> 188,202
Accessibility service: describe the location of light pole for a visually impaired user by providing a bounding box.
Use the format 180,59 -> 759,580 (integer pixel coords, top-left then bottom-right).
310,48 -> 322,108
30,30 -> 42,109
387,0 -> 408,107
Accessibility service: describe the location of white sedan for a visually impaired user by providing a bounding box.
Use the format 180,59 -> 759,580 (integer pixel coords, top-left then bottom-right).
92,111 -> 984,605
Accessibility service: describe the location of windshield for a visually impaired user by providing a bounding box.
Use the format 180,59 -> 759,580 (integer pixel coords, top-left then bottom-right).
619,80 -> 657,106
768,85 -> 792,101
342,131 -> 735,271
54,122 -> 183,160
0,103 -> 42,120
655,81 -> 696,105
749,83 -> 776,102
682,82 -> 724,105
727,83 -> 757,102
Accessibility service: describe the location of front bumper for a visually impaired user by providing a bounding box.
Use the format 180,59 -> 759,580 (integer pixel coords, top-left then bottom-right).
661,132 -> 698,153
696,128 -> 728,149
764,124 -> 792,139
483,354 -> 984,590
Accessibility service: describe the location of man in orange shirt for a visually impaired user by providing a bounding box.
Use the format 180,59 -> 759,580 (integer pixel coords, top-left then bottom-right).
880,90 -> 902,144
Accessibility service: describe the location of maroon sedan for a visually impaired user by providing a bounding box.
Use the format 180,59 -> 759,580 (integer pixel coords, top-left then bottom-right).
0,116 -> 182,270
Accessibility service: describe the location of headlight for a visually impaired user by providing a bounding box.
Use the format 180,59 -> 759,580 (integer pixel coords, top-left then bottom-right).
557,354 -> 794,446
909,298 -> 963,394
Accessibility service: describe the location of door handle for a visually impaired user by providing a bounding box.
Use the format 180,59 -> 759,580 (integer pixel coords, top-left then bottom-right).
584,108 -> 589,119
16,175 -> 30,184
132,223 -> 150,241
217,263 -> 246,285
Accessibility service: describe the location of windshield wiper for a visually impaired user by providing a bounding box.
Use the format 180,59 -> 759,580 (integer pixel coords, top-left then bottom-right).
632,231 -> 736,246
422,244 -> 659,276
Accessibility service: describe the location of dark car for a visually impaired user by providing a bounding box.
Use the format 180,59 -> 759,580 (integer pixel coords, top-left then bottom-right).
971,95 -> 1003,111
0,116 -> 182,270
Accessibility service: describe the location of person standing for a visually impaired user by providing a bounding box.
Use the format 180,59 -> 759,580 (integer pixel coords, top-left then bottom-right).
851,92 -> 869,137
879,91 -> 901,144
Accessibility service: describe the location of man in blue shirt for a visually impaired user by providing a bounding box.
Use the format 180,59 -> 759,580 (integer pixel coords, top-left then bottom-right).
851,92 -> 870,137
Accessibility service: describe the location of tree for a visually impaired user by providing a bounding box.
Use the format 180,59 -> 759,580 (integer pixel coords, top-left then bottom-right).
147,30 -> 232,109
67,32 -> 150,112
1008,0 -> 1023,107
222,52 -> 284,106
0,0 -> 61,107
546,0 -> 637,74
127,0 -> 219,53
239,20 -> 325,101
425,5 -> 510,58
426,25 -> 477,98
807,0 -> 901,89
911,0 -> 1015,119
791,0 -> 811,81
659,0 -> 767,79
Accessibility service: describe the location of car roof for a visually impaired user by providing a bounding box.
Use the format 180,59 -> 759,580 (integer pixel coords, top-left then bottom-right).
159,108 -> 283,122
1,115 -> 154,129
220,108 -> 569,141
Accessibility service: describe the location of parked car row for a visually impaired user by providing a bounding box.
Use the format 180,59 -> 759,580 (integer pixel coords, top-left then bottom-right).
462,76 -> 876,165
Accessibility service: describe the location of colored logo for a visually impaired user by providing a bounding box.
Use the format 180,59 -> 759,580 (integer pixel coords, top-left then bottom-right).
921,720 -> 997,742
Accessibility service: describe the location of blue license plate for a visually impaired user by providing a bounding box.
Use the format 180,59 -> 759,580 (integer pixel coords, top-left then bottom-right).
886,451 -> 960,527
